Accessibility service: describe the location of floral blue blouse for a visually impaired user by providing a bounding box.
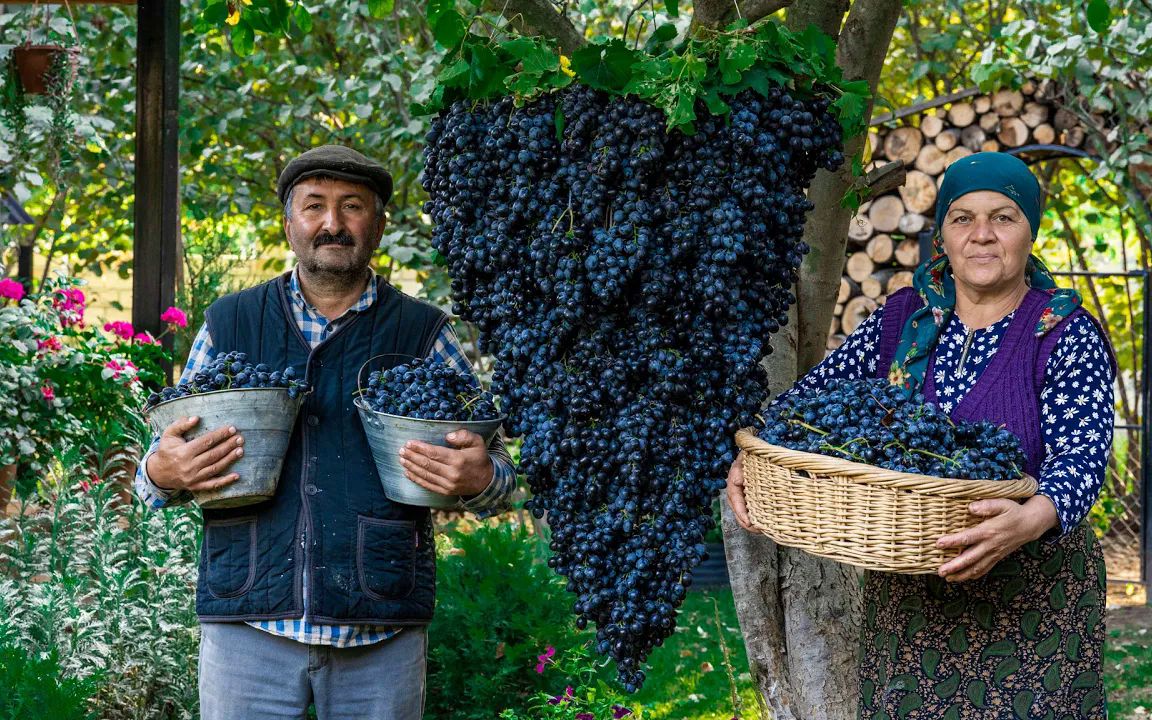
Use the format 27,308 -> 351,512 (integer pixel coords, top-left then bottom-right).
790,306 -> 1115,535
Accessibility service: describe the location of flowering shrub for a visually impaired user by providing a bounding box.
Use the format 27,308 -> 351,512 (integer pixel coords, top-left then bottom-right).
500,644 -> 637,720
0,277 -> 175,494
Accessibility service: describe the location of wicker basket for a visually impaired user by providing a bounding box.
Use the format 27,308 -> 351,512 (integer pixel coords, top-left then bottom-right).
735,429 -> 1038,574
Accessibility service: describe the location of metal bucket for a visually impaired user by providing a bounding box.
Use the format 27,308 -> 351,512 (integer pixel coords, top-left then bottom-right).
355,398 -> 505,508
145,388 -> 304,509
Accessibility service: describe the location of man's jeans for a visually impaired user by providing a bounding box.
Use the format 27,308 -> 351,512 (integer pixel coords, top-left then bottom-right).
198,622 -> 427,720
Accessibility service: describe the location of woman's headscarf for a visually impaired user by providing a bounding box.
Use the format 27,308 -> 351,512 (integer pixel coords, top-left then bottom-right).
886,152 -> 1083,393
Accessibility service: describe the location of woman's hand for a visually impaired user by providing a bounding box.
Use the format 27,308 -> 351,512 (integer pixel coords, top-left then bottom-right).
936,495 -> 1059,582
725,452 -> 762,534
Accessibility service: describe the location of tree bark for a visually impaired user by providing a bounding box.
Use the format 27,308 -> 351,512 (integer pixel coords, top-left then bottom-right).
690,0 -> 795,36
720,0 -> 904,717
487,0 -> 586,55
793,0 -> 904,377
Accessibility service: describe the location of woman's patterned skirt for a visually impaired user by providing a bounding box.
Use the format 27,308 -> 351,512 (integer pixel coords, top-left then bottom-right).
858,524 -> 1107,719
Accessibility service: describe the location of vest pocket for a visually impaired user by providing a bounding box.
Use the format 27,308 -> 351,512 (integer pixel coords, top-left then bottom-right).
357,516 -> 416,600
204,516 -> 258,599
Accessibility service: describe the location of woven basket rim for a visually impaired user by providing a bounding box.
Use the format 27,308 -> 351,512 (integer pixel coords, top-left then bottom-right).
735,428 -> 1037,500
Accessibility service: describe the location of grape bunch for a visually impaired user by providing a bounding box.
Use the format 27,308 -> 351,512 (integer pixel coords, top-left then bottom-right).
144,351 -> 309,411
759,378 -> 1027,479
423,84 -> 844,689
359,358 -> 499,421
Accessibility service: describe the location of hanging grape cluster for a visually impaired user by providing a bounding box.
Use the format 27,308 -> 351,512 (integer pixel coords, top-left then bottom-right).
422,84 -> 843,690
760,378 -> 1028,479
359,358 -> 500,421
144,352 -> 309,411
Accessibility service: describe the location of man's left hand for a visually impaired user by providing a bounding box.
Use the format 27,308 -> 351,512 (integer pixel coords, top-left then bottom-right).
397,430 -> 494,498
935,495 -> 1059,582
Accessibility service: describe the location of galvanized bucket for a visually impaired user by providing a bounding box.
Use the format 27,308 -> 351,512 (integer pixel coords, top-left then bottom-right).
145,388 -> 304,509
355,398 -> 505,508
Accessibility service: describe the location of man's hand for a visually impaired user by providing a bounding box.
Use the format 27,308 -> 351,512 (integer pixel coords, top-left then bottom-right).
145,416 -> 245,493
397,430 -> 494,497
725,452 -> 761,534
936,495 -> 1059,582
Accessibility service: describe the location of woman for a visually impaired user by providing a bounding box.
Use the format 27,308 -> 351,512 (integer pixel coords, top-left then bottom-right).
728,152 -> 1115,718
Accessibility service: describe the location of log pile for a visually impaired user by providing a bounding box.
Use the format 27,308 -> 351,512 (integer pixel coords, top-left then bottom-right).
827,81 -> 1087,350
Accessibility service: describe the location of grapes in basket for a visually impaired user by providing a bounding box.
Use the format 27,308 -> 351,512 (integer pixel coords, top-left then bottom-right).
359,358 -> 499,421
143,351 -> 310,411
758,378 -> 1027,480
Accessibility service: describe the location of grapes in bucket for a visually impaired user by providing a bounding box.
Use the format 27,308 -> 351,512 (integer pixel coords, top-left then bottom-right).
143,351 -> 310,508
354,357 -> 505,508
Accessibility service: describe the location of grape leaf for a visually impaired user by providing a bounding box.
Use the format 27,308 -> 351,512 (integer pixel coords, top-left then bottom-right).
719,42 -> 757,85
428,0 -> 466,48
571,40 -> 639,92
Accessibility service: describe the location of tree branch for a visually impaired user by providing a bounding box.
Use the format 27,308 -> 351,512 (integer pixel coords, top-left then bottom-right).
689,0 -> 795,37
485,0 -> 586,55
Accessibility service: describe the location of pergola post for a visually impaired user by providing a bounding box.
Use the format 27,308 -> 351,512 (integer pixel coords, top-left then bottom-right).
133,0 -> 180,379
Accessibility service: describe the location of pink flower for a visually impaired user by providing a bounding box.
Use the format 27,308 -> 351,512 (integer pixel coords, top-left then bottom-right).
547,686 -> 574,705
105,359 -> 125,379
53,288 -> 86,327
612,707 -> 633,719
37,336 -> 62,353
41,383 -> 55,402
104,321 -> 135,340
0,278 -> 25,301
160,306 -> 188,329
134,331 -> 159,345
535,646 -> 556,674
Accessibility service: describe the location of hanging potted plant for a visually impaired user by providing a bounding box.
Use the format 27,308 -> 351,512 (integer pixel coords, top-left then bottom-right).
4,0 -> 80,96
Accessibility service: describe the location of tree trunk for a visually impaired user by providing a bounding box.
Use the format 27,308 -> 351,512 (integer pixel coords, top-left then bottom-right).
721,0 -> 904,717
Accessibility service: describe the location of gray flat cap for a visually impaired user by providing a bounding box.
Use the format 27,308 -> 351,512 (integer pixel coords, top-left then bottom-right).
277,145 -> 393,205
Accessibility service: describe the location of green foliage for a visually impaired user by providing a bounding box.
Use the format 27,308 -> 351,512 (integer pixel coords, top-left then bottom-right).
0,643 -> 98,720
497,644 -> 636,720
418,7 -> 869,138
1103,617 -> 1152,717
0,482 -> 203,719
426,522 -> 585,718
0,278 -> 165,492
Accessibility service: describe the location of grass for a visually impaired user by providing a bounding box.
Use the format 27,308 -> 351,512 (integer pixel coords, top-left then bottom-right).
1104,605 -> 1152,719
629,587 -> 761,720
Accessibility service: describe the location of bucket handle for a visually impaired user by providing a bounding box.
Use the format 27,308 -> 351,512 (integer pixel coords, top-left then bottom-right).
356,353 -> 422,401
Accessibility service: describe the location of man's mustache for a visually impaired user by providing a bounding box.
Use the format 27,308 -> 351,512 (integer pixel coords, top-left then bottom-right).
314,231 -> 355,247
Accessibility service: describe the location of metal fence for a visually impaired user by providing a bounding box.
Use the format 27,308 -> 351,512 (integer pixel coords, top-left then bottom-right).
1050,269 -> 1149,589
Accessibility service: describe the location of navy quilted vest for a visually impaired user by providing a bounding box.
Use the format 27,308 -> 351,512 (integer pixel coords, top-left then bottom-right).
196,273 -> 448,624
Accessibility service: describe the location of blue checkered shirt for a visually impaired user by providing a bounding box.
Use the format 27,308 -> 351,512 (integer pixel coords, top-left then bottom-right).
134,269 -> 516,647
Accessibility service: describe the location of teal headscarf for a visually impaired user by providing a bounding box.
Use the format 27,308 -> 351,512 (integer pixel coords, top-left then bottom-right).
887,152 -> 1083,392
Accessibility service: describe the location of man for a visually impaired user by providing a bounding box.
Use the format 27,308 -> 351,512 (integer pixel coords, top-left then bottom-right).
133,145 -> 515,719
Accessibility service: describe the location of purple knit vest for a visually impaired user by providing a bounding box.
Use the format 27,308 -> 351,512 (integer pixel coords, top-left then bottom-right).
875,287 -> 1099,479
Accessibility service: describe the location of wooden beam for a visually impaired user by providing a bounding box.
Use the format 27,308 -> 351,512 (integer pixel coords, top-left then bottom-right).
133,0 -> 180,380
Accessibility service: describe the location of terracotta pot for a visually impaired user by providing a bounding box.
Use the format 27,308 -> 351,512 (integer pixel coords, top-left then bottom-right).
11,44 -> 76,95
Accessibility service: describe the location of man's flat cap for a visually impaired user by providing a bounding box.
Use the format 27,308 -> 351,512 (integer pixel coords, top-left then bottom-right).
277,145 -> 393,205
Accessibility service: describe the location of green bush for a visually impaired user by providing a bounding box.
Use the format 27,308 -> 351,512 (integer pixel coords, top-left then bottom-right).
426,522 -> 589,719
0,643 -> 98,720
0,481 -> 202,720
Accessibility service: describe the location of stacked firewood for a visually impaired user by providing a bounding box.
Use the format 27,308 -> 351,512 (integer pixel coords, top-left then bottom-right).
828,81 -> 1086,350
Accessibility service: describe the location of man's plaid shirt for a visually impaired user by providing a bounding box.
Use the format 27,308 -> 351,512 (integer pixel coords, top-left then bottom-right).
134,269 -> 516,647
